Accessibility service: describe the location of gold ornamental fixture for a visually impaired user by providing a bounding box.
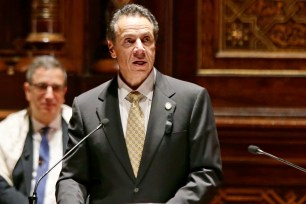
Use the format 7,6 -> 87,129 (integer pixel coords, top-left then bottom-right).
26,0 -> 65,49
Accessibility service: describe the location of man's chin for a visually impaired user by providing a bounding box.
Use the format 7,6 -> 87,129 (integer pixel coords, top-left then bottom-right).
41,106 -> 59,114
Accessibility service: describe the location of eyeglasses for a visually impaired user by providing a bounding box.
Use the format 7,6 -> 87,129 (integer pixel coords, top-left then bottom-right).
30,82 -> 65,93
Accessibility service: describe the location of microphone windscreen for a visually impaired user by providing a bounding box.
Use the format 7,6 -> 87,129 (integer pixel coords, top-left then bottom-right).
248,145 -> 260,154
101,118 -> 110,125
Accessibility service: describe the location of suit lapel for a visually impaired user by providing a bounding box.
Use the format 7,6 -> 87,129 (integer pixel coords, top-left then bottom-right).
14,116 -> 68,195
21,120 -> 34,195
137,71 -> 176,183
61,118 -> 69,153
96,79 -> 135,181
96,73 -> 177,182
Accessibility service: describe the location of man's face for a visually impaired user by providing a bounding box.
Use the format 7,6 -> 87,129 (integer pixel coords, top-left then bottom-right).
108,15 -> 156,89
24,67 -> 67,124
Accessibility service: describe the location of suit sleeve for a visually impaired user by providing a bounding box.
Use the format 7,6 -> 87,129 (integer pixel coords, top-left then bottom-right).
167,89 -> 223,203
56,98 -> 89,204
0,176 -> 28,204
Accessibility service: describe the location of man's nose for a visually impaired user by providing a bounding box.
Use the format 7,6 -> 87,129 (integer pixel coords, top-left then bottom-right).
45,86 -> 55,98
134,39 -> 145,54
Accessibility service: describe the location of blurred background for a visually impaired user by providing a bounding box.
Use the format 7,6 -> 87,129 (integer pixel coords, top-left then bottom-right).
0,0 -> 305,203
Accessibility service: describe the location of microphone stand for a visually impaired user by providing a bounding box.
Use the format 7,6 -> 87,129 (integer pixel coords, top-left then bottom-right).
29,121 -> 107,204
248,145 -> 306,173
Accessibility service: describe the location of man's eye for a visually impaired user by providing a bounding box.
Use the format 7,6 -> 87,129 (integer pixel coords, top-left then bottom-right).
52,85 -> 62,91
123,39 -> 134,47
125,39 -> 134,44
31,83 -> 64,92
36,83 -> 48,90
142,37 -> 152,44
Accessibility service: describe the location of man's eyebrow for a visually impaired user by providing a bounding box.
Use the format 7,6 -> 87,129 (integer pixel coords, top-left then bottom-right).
122,32 -> 153,38
122,34 -> 135,38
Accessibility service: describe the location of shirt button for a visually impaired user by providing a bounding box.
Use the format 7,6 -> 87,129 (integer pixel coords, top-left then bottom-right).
134,188 -> 139,193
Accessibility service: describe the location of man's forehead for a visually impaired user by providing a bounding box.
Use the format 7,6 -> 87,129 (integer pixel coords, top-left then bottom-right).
115,15 -> 153,32
32,68 -> 64,79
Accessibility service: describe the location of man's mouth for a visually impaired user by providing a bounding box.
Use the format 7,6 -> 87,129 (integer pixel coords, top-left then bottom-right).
42,103 -> 55,108
133,61 -> 146,65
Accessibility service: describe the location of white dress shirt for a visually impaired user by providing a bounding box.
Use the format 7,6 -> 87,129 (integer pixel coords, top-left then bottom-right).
31,114 -> 63,204
118,68 -> 156,137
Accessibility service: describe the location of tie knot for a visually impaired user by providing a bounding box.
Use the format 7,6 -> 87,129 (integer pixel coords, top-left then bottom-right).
128,91 -> 143,103
41,127 -> 49,137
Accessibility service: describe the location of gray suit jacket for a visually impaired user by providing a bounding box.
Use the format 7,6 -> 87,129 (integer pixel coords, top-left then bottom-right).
56,70 -> 222,204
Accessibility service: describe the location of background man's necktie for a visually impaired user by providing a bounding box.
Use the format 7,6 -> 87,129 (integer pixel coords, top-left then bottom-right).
126,91 -> 145,177
36,127 -> 50,204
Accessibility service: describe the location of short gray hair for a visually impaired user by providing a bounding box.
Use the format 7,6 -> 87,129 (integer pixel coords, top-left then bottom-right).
26,55 -> 67,85
106,4 -> 159,43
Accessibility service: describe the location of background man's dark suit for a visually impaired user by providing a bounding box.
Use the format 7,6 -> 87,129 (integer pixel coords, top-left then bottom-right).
56,70 -> 222,204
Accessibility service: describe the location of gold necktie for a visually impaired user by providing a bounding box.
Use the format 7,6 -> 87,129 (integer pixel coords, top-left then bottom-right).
126,91 -> 145,177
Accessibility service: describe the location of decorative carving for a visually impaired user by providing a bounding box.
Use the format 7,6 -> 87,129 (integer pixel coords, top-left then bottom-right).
211,188 -> 306,204
226,22 -> 250,48
221,0 -> 306,56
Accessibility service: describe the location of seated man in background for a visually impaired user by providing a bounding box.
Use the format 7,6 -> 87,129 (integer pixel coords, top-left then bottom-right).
0,55 -> 72,204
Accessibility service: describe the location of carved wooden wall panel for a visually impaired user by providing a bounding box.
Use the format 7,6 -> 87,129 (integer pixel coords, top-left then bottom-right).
195,0 -> 306,108
212,111 -> 306,203
221,0 -> 306,55
198,0 -> 306,77
1,1 -> 306,203
189,0 -> 306,203
211,188 -> 306,204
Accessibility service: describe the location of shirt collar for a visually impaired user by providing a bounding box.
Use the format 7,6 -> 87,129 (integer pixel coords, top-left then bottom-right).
32,113 -> 62,133
118,68 -> 156,103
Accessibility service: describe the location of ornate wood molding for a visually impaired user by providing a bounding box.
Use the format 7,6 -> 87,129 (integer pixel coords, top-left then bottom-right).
197,0 -> 306,76
211,188 -> 306,204
215,107 -> 306,128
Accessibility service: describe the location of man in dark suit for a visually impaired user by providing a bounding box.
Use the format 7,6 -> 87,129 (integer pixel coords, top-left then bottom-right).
56,4 -> 222,204
0,56 -> 71,204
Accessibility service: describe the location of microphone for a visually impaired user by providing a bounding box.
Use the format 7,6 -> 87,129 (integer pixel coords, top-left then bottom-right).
28,118 -> 109,204
248,145 -> 306,173
165,113 -> 173,135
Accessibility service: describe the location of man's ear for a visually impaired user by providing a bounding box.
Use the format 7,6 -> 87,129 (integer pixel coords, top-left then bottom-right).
24,82 -> 31,102
107,40 -> 116,58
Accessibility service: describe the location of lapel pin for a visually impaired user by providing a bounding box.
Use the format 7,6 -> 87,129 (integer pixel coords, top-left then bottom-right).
165,102 -> 172,110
